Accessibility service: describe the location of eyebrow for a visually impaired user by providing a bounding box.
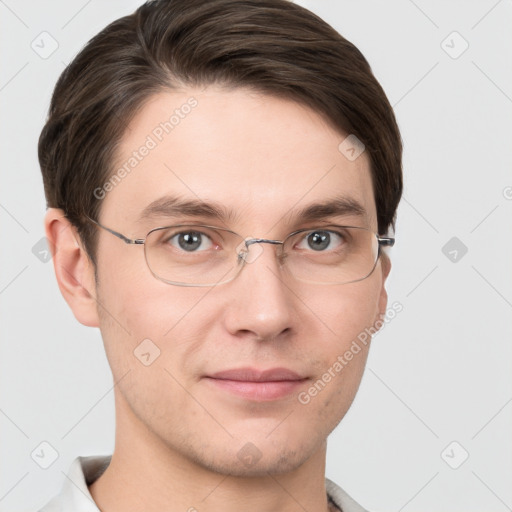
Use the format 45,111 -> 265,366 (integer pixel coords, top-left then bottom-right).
138,194 -> 367,225
139,196 -> 240,224
292,196 -> 367,223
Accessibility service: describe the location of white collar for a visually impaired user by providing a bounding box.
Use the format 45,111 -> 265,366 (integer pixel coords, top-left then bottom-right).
39,455 -> 369,512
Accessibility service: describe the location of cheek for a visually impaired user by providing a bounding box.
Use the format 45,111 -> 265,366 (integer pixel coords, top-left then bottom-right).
95,250 -> 219,374
295,276 -> 382,409
94,259 -> 212,415
301,274 -> 382,344
94,246 -> 163,367
95,242 -> 182,336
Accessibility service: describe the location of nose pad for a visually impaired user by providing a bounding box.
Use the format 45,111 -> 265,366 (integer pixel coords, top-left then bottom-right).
235,237 -> 265,264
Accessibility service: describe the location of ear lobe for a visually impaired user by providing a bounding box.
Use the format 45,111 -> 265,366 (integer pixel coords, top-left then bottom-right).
380,252 -> 392,281
44,208 -> 100,327
375,254 -> 391,330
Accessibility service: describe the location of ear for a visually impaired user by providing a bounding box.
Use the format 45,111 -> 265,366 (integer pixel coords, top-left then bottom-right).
375,253 -> 392,326
44,208 -> 100,327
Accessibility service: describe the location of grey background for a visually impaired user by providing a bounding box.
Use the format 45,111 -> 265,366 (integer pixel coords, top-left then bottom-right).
1,1 -> 511,510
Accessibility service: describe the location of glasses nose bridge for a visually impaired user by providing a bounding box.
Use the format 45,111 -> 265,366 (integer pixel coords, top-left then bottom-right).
238,237 -> 285,266
244,237 -> 283,249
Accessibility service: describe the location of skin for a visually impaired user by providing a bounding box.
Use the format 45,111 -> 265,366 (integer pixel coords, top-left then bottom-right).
46,86 -> 391,512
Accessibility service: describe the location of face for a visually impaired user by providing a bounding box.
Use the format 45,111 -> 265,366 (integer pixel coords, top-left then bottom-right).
90,86 -> 389,476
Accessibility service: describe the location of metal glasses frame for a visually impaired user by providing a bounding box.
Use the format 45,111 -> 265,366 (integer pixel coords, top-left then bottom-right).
86,216 -> 395,286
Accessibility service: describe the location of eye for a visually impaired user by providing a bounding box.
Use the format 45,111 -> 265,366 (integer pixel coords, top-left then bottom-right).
167,230 -> 214,252
296,230 -> 344,252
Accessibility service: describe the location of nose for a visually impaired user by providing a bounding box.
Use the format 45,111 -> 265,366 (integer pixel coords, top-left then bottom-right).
222,241 -> 294,342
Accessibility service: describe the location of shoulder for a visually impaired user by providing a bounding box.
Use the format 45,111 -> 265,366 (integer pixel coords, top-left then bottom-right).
37,455 -> 111,512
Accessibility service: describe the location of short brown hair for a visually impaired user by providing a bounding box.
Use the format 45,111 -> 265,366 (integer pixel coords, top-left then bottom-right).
38,0 -> 402,262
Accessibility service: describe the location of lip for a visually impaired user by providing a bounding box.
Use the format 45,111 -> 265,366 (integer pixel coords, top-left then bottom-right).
209,367 -> 305,382
204,367 -> 308,401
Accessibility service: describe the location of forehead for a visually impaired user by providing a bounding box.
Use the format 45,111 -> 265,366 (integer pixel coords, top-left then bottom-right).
102,86 -> 377,232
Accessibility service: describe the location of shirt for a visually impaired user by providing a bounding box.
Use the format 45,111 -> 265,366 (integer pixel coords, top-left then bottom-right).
38,455 -> 370,512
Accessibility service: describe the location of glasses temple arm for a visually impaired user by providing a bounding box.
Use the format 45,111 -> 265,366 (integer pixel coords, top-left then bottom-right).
377,236 -> 395,247
87,217 -> 144,245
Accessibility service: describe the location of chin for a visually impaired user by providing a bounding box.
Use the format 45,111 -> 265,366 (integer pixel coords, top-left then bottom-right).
181,433 -> 322,478
204,449 -> 309,478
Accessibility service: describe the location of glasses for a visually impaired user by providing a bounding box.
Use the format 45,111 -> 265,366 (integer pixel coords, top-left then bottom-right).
87,217 -> 394,287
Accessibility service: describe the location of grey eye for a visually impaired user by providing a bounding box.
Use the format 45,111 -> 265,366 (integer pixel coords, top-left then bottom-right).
167,231 -> 213,252
307,231 -> 332,251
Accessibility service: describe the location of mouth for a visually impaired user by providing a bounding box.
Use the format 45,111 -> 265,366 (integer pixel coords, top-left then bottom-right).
203,367 -> 309,401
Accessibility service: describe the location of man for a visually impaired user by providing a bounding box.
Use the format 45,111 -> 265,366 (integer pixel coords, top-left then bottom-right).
38,0 -> 402,510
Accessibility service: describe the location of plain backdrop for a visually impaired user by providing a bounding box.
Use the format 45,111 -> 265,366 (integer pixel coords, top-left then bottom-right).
1,1 -> 511,511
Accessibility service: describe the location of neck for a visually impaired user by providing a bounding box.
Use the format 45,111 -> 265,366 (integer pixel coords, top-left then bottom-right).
89,392 -> 332,512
